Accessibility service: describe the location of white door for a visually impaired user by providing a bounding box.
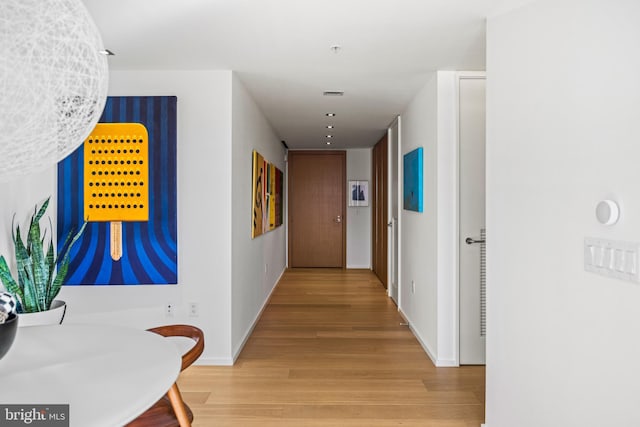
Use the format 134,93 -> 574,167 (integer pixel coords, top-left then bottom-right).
388,118 -> 400,305
459,75 -> 486,365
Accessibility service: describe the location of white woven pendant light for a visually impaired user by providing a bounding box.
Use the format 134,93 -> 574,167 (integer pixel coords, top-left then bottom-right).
0,0 -> 109,181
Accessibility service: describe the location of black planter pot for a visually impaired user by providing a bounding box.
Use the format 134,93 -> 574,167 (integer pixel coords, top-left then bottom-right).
0,313 -> 18,360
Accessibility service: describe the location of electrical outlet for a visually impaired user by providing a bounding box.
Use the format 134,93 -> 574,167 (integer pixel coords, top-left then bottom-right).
165,303 -> 174,317
188,302 -> 198,317
411,280 -> 415,294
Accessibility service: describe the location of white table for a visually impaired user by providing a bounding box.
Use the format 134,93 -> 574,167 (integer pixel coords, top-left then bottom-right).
0,323 -> 182,427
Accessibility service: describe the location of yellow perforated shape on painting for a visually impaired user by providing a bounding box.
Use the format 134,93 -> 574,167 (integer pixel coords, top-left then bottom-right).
84,123 -> 149,222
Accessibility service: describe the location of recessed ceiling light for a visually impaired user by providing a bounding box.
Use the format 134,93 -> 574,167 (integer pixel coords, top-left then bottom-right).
326,135 -> 333,138
325,113 -> 335,117
326,141 -> 332,145
330,45 -> 342,54
99,49 -> 115,56
326,125 -> 334,129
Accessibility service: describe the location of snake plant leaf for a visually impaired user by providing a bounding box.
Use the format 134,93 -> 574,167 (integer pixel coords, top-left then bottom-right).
13,225 -> 40,313
49,221 -> 87,303
56,223 -> 78,263
45,238 -> 55,307
32,197 -> 50,226
28,210 -> 49,311
51,221 -> 87,301
50,261 -> 69,303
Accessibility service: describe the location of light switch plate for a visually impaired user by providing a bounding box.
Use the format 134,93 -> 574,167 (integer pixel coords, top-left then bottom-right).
585,237 -> 640,283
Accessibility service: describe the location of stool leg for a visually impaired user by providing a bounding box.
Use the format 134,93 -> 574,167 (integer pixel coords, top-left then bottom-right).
167,383 -> 191,427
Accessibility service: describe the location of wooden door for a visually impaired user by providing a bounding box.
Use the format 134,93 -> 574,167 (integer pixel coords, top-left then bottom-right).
288,151 -> 346,267
371,136 -> 388,287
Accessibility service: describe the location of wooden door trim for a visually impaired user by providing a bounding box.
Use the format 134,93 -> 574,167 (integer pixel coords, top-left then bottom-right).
287,150 -> 346,268
371,137 -> 388,287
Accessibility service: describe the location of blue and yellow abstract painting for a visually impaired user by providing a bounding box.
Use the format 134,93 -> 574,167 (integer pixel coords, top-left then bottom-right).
57,96 -> 178,285
403,147 -> 423,212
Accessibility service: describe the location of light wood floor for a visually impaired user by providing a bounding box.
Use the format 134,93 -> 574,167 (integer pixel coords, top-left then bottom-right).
178,268 -> 485,426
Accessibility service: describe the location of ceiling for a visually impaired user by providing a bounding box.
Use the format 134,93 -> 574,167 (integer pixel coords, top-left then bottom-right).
82,0 -> 530,149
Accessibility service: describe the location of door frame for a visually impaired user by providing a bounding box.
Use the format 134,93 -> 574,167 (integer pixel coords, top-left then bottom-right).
455,71 -> 486,365
387,116 -> 401,306
372,136 -> 388,286
287,150 -> 346,268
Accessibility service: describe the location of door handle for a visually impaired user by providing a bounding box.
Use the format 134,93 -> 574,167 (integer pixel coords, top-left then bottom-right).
387,222 -> 393,227
334,215 -> 342,223
465,237 -> 485,245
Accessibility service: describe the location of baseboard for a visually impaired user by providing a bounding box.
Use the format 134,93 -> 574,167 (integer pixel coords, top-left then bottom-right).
400,309 -> 459,368
194,357 -> 234,366
407,322 -> 438,365
232,268 -> 285,362
346,264 -> 371,269
432,357 -> 458,367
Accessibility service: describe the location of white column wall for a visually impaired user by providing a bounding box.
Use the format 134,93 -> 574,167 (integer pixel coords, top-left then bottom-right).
0,70 -> 237,364
486,1 -> 640,425
399,72 -> 440,361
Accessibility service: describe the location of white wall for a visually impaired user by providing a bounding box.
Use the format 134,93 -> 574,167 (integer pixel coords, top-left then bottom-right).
486,1 -> 640,426
346,148 -> 372,269
435,71 -> 458,365
0,168 -> 55,258
399,72 -> 439,361
231,74 -> 286,359
399,71 -> 459,366
60,70 -> 235,364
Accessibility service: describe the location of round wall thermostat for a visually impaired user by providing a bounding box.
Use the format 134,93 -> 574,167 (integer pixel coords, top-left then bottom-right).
596,200 -> 619,225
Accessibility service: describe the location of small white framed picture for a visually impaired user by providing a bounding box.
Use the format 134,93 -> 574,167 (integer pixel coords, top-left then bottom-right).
349,180 -> 369,207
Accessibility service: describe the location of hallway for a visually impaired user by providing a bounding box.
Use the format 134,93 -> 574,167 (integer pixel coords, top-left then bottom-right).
179,269 -> 485,426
